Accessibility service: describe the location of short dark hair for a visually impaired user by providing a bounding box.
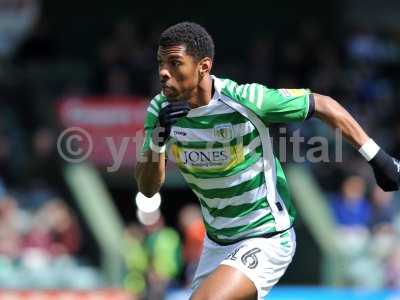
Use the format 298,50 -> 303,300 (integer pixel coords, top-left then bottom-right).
159,22 -> 215,60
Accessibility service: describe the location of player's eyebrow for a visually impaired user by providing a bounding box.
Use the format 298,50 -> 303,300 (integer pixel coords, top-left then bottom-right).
157,53 -> 184,62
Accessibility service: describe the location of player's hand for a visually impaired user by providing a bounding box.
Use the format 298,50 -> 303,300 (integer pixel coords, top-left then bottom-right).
369,149 -> 400,191
153,101 -> 191,146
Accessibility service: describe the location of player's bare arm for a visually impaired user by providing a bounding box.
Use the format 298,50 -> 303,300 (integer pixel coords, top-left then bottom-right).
313,93 -> 369,147
313,93 -> 400,191
135,101 -> 191,197
135,150 -> 166,198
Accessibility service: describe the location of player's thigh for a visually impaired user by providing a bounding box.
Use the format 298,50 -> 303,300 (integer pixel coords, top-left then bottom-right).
190,264 -> 257,300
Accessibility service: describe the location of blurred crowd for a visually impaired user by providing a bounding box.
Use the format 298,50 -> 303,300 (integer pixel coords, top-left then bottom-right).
0,190 -> 102,288
122,205 -> 205,300
1,0 -> 400,296
330,177 -> 400,288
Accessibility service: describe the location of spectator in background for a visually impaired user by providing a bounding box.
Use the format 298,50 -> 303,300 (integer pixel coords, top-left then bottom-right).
122,223 -> 149,298
347,27 -> 382,63
45,199 -> 81,256
0,195 -> 27,258
330,177 -> 390,288
367,186 -> 397,263
22,204 -> 54,255
0,192 -> 101,289
330,175 -> 372,227
144,214 -> 182,300
369,186 -> 397,230
346,26 -> 397,64
22,198 -> 81,257
178,204 -> 205,286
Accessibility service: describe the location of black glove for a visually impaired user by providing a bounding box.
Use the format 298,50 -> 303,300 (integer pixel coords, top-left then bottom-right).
369,149 -> 400,191
153,101 -> 191,146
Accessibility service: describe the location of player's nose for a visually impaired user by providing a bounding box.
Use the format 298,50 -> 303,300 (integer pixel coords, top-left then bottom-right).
159,66 -> 171,81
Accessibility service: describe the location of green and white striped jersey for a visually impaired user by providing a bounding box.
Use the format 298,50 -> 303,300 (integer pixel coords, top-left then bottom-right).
141,76 -> 311,245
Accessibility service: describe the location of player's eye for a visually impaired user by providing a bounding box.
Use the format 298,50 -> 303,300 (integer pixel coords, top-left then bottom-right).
171,60 -> 182,67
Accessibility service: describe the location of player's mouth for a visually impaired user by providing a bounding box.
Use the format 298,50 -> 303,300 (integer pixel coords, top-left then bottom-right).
161,84 -> 175,97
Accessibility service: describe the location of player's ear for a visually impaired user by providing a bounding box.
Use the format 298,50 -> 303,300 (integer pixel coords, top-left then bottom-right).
198,57 -> 212,77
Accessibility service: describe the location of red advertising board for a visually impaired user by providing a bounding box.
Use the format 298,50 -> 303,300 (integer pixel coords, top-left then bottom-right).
57,96 -> 148,169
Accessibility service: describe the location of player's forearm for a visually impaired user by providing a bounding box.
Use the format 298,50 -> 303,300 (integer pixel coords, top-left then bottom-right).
313,93 -> 369,148
312,92 -> 400,191
135,151 -> 166,197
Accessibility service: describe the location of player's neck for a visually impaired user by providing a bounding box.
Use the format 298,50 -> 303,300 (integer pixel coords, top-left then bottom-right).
188,74 -> 213,108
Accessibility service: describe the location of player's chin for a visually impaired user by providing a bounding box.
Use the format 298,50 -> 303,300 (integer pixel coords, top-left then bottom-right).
166,90 -> 184,101
162,87 -> 179,99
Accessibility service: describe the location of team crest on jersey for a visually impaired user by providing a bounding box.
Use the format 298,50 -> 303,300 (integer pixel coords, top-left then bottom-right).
214,123 -> 233,142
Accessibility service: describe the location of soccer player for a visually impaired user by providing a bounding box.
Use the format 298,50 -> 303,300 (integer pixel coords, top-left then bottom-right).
135,22 -> 400,300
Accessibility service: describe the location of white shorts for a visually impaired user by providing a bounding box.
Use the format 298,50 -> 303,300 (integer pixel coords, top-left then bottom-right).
191,228 -> 296,300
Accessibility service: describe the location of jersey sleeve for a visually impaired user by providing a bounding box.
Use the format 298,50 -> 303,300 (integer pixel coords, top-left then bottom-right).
229,82 -> 312,124
140,94 -> 166,154
258,87 -> 311,123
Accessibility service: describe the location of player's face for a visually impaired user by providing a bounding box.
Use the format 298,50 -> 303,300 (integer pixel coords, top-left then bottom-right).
157,45 -> 201,101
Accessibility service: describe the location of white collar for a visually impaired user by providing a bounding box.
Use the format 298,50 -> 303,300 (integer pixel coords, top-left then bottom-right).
211,75 -> 222,102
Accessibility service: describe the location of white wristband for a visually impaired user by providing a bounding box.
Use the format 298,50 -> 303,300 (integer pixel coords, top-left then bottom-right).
149,140 -> 166,154
359,139 -> 380,161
